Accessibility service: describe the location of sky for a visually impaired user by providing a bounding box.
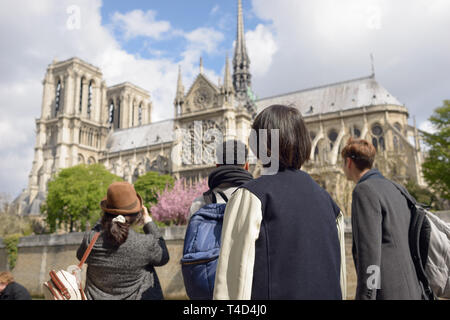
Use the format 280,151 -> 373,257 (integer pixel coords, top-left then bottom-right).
0,0 -> 449,200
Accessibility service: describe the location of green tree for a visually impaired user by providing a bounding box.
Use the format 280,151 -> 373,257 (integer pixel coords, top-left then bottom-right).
421,101 -> 450,201
133,171 -> 174,209
42,164 -> 122,233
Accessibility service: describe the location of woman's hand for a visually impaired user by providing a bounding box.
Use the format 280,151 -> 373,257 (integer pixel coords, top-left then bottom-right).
142,206 -> 153,224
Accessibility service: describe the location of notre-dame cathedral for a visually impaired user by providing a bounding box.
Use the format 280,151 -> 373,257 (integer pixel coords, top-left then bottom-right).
15,0 -> 425,218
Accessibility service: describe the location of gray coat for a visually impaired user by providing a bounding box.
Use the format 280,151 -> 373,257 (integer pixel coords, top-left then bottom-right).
351,169 -> 423,300
76,221 -> 169,300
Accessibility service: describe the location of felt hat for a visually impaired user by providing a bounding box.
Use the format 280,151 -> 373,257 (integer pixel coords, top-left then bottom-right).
100,181 -> 143,215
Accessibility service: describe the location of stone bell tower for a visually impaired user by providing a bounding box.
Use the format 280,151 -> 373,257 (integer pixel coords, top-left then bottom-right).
21,58 -> 109,215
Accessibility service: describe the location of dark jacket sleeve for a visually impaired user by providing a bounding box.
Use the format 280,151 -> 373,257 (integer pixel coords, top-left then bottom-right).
142,221 -> 170,267
76,223 -> 101,262
76,230 -> 92,262
351,183 -> 382,300
3,282 -> 32,300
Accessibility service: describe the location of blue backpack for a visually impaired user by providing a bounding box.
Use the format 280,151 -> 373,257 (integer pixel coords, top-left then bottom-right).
181,191 -> 228,300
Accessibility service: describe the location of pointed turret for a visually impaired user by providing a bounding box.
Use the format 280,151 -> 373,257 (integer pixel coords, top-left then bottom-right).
174,65 -> 184,116
176,65 -> 184,99
233,0 -> 251,99
199,57 -> 204,74
224,54 -> 234,94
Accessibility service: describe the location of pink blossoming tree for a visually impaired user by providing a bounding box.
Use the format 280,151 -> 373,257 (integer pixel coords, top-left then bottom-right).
151,178 -> 208,225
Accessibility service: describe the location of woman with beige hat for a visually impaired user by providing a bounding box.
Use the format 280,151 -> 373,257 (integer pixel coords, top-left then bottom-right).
76,181 -> 169,300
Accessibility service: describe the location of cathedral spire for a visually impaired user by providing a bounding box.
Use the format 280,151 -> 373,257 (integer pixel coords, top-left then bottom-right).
176,65 -> 184,99
174,65 -> 184,116
370,53 -> 376,78
233,0 -> 251,99
224,53 -> 233,93
199,57 -> 204,74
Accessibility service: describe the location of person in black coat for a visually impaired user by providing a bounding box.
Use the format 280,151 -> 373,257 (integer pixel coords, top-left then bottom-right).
0,271 -> 32,300
341,138 -> 423,300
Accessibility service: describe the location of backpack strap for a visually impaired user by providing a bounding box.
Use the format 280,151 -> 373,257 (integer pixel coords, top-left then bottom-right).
77,232 -> 100,268
211,190 -> 229,203
216,191 -> 229,203
388,181 -> 435,300
389,181 -> 416,206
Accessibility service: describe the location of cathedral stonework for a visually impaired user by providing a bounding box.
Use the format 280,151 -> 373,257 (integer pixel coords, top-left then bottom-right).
15,0 -> 425,218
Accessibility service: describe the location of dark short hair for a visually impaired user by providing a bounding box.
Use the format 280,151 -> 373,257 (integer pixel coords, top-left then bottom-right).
251,104 -> 311,170
341,137 -> 376,171
216,139 -> 249,166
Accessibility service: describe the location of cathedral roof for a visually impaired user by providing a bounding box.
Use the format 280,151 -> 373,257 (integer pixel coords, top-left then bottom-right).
106,119 -> 174,153
255,75 -> 404,117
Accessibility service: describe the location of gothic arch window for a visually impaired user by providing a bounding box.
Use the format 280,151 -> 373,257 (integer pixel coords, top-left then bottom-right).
87,157 -> 95,165
328,129 -> 338,150
108,100 -> 115,125
132,101 -> 136,127
393,123 -> 402,152
79,77 -> 84,113
87,80 -> 93,118
132,167 -> 140,183
393,135 -> 399,152
55,80 -> 62,116
371,123 -> 385,151
353,126 -> 361,138
309,131 -> 317,161
315,139 -> 326,163
96,132 -> 100,148
138,103 -> 143,126
314,145 -> 319,161
78,154 -> 85,164
117,99 -> 121,129
89,129 -> 93,146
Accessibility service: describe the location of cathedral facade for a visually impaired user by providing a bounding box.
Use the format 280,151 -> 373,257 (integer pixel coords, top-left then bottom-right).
15,0 -> 425,217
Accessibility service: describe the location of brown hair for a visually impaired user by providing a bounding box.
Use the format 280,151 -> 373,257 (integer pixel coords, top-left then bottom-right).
341,137 -> 377,171
251,104 -> 311,170
101,211 -> 143,247
0,271 -> 14,285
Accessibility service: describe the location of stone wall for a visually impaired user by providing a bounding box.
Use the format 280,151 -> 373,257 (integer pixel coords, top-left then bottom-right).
0,227 -> 357,299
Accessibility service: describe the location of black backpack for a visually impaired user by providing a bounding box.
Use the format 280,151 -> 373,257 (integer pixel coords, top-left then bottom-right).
391,182 -> 435,300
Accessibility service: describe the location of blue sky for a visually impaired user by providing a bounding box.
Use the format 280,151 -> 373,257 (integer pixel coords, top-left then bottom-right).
100,0 -> 260,79
0,0 -> 449,199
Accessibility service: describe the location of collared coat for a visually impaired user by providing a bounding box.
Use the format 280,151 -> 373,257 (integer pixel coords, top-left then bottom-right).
351,169 -> 423,300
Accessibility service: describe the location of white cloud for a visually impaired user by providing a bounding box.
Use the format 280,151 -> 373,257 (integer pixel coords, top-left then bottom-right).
184,28 -> 224,55
418,120 -> 436,134
111,9 -> 171,40
245,24 -> 278,77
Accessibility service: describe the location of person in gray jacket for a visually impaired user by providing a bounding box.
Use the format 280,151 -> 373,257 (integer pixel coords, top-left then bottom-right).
341,138 -> 423,300
77,181 -> 169,300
